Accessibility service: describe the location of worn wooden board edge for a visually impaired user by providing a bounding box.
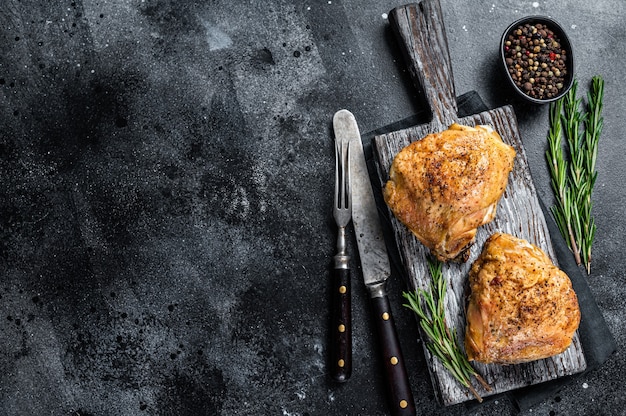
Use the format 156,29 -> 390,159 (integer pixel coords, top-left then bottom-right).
372,105 -> 587,406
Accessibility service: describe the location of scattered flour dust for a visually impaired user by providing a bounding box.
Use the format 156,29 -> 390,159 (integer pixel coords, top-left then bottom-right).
532,1 -> 539,7
295,389 -> 306,400
200,18 -> 233,51
313,340 -> 323,355
311,339 -> 325,373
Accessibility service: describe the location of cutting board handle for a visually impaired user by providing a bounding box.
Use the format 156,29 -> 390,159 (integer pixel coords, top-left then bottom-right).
389,0 -> 458,128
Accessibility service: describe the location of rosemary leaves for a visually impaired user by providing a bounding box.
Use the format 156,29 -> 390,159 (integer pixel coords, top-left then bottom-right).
402,257 -> 490,402
546,76 -> 605,274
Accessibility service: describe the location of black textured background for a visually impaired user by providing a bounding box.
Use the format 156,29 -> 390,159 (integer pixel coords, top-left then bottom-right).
1,1 -> 624,415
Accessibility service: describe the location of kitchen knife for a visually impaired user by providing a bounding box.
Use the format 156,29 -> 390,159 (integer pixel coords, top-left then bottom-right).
334,109 -> 416,415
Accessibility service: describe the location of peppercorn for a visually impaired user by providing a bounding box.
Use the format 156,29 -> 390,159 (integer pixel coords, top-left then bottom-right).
503,22 -> 568,100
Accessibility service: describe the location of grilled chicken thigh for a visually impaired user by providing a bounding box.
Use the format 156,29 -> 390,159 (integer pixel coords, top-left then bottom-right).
383,123 -> 516,262
464,232 -> 580,364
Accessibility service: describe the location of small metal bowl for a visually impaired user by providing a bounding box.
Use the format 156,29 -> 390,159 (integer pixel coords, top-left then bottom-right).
500,16 -> 574,104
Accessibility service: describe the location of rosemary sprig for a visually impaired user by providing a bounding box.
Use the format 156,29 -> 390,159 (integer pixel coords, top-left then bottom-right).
546,76 -> 604,274
402,257 -> 490,402
581,76 -> 604,273
562,80 -> 587,266
546,97 -> 580,264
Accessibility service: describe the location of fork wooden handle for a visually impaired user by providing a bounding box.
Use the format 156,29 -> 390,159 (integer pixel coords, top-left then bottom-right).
330,265 -> 352,382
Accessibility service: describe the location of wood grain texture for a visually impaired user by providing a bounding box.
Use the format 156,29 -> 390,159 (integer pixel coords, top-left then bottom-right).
330,267 -> 352,382
388,0 -> 457,129
370,295 -> 416,415
374,107 -> 587,405
373,0 -> 587,406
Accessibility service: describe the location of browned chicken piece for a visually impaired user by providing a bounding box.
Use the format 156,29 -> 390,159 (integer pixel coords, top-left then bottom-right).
383,123 -> 516,262
464,232 -> 581,365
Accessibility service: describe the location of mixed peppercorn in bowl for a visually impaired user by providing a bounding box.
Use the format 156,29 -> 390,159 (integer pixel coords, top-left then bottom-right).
500,16 -> 574,104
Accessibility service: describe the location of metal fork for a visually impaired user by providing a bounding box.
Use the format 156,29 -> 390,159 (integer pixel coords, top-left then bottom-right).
330,136 -> 352,382
334,139 -> 352,255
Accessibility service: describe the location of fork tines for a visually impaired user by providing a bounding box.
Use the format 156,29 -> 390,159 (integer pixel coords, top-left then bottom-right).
334,139 -> 351,226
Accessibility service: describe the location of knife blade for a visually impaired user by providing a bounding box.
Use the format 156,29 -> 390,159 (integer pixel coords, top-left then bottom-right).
334,109 -> 416,415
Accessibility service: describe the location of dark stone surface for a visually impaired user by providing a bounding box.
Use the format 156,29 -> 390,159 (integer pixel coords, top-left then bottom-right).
0,1 -> 624,415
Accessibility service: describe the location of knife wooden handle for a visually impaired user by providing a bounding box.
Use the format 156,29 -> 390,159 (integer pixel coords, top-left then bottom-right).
330,267 -> 352,382
389,0 -> 458,127
370,294 -> 416,416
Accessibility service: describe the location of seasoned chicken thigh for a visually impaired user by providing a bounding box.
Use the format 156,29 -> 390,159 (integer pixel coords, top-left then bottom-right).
383,123 -> 516,262
464,233 -> 580,365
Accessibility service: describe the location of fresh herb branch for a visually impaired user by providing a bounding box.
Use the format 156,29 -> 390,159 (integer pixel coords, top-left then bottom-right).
402,257 -> 490,402
547,97 -> 580,264
562,80 -> 587,268
546,76 -> 604,274
581,76 -> 604,273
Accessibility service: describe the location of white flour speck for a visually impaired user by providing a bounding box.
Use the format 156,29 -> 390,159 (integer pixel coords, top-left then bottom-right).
583,382 -> 589,388
462,25 -> 468,32
382,13 -> 388,19
532,1 -> 539,7
200,19 -> 233,51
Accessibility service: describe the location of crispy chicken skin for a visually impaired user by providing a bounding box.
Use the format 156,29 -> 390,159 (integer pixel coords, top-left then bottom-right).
464,233 -> 581,365
383,123 -> 516,262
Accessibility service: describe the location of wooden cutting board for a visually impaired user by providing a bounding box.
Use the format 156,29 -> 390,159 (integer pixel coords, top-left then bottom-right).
372,0 -> 587,406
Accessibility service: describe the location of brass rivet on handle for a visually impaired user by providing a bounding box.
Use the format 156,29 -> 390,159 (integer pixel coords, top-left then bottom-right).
339,285 -> 347,294
338,359 -> 345,368
399,400 -> 408,409
390,356 -> 399,365
338,324 -> 345,333
382,312 -> 390,321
